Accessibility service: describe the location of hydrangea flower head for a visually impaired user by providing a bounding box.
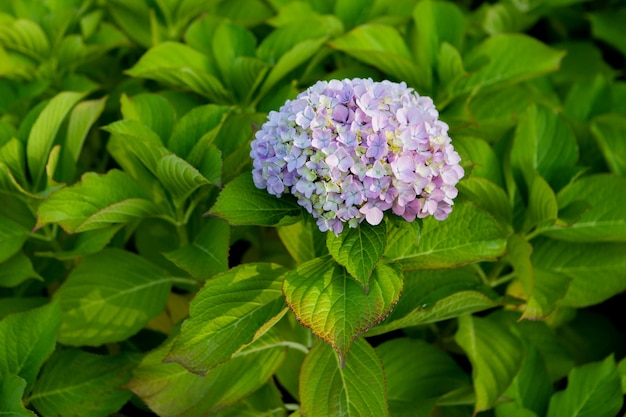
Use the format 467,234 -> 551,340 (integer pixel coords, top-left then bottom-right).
250,78 -> 464,234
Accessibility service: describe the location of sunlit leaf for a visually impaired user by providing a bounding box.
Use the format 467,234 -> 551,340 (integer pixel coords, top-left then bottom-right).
0,374 -> 37,417
55,248 -> 172,346
283,256 -> 402,364
167,263 -> 288,373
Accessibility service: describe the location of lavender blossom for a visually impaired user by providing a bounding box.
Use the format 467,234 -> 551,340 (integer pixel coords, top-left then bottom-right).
250,78 -> 464,234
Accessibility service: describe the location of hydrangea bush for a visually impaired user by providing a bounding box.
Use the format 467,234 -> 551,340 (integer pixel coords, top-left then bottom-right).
251,78 -> 464,233
1,1 -> 625,416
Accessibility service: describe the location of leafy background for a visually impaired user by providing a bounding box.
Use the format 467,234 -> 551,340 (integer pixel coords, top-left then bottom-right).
1,0 -> 625,416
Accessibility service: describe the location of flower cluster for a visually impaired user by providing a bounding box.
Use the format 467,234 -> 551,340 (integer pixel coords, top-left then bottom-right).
250,78 -> 464,234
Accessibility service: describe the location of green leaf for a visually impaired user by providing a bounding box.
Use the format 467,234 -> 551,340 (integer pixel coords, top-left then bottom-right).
278,220 -> 328,265
452,34 -> 564,98
326,221 -> 387,290
29,350 -> 136,417
453,136 -> 504,187
411,0 -> 464,90
283,256 -> 402,364
496,345 -> 553,417
0,251 -> 41,288
127,332 -> 287,417
543,175 -> 626,242
387,201 -> 508,270
455,314 -> 523,413
120,93 -> 176,140
58,96 -> 107,181
0,214 -> 30,263
299,338 -> 388,417
26,91 -> 86,189
528,175 -> 558,231
367,267 -> 500,336
458,177 -> 512,226
377,338 -> 470,417
167,263 -> 288,374
157,153 -> 210,203
211,21 -> 256,82
106,0 -> 152,48
37,169 -> 161,233
531,238 -> 626,308
0,302 -> 62,389
547,356 -> 623,417
164,217 -> 229,280
103,120 -> 167,172
0,18 -> 50,59
0,374 -> 37,417
591,113 -> 626,176
209,173 -> 302,226
125,42 -> 230,103
54,248 -> 172,346
589,8 -> 626,57
167,104 -> 230,158
511,104 -> 578,191
329,24 -> 429,92
36,226 -> 122,261
0,297 -> 48,320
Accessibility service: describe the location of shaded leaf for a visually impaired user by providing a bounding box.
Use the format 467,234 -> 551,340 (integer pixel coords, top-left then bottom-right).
0,251 -> 42,288
0,302 -> 61,389
589,8 -> 626,57
29,350 -> 136,417
300,338 -> 388,417
209,173 -> 302,226
283,256 -> 402,364
591,113 -> 626,176
278,220 -> 328,265
167,263 -> 288,373
55,248 -> 172,346
0,214 -> 30,263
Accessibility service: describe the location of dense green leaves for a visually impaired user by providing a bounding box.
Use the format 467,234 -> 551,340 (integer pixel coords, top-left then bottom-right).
283,256 -> 402,364
0,374 -> 37,417
54,249 -> 172,346
300,339 -> 388,417
167,263 -> 288,373
36,170 -> 160,232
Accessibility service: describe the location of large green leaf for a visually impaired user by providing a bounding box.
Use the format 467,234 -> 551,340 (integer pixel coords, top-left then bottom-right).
531,238 -> 626,308
209,173 -> 302,226
457,177 -> 512,226
591,113 -> 626,176
589,8 -> 626,57
451,34 -> 564,99
387,201 -> 508,270
299,338 -> 388,417
54,248 -> 172,346
120,93 -> 176,141
455,314 -> 524,413
543,175 -> 626,241
547,356 -> 623,417
0,214 -> 30,263
127,332 -> 287,417
0,18 -> 50,59
0,374 -> 37,417
36,169 -> 161,232
167,104 -> 230,158
167,263 -> 288,374
283,256 -> 402,364
367,267 -> 500,336
0,302 -> 61,389
511,104 -> 579,191
326,221 -> 387,290
26,91 -> 86,188
377,338 -> 470,417
29,350 -> 136,417
125,42 -> 230,103
156,153 -> 210,204
329,24 -> 429,92
163,217 -> 229,280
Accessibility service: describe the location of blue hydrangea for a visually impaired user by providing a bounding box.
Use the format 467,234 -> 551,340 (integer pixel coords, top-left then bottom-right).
250,78 -> 464,234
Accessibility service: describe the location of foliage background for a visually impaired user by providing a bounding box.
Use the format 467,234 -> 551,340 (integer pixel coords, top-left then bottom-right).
0,0 -> 625,416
